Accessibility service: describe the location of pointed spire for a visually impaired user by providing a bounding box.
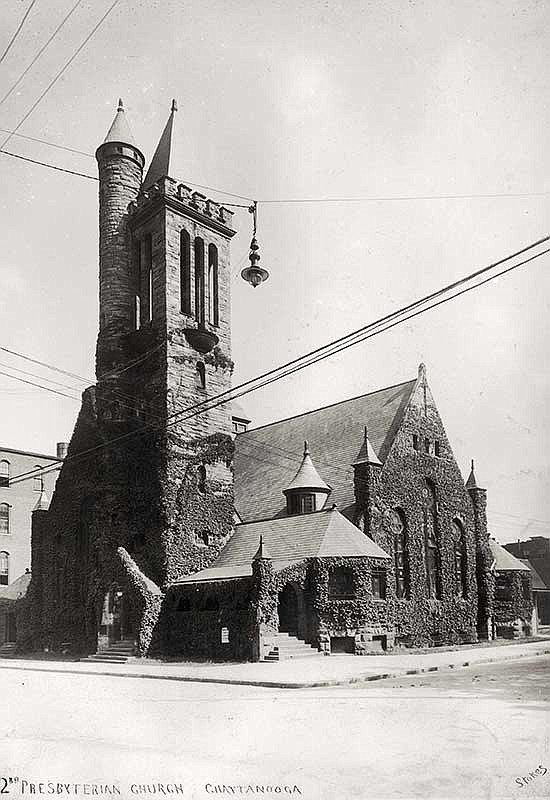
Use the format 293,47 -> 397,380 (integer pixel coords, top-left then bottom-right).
33,487 -> 50,512
142,99 -> 178,190
466,459 -> 480,489
252,535 -> 272,561
102,97 -> 138,147
283,442 -> 331,495
352,425 -> 382,467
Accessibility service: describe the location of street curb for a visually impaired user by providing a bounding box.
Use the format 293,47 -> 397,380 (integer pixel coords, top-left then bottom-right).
1,645 -> 549,690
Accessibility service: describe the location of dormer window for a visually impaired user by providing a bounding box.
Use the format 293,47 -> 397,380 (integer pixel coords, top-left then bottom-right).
289,493 -> 316,515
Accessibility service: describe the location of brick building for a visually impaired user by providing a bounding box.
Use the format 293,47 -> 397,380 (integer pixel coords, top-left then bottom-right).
0,443 -> 65,646
21,100 -> 532,660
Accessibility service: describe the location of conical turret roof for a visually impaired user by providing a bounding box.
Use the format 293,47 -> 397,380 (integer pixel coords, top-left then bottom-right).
143,99 -> 177,190
252,535 -> 272,561
102,98 -> 137,147
466,459 -> 481,489
283,442 -> 331,495
352,425 -> 382,466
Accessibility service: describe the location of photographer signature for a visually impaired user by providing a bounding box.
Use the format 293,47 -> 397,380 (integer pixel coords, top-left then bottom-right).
515,765 -> 547,788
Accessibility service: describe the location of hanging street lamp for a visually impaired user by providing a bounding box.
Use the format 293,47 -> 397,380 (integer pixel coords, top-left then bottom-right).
241,202 -> 269,288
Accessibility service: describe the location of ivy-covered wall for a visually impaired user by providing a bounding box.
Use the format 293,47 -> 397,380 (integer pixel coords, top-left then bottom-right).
351,373 -> 485,647
493,571 -> 533,637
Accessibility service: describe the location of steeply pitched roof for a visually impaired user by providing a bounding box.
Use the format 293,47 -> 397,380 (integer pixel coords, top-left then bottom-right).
489,539 -> 530,572
174,507 -> 390,584
103,99 -> 137,147
0,571 -> 30,601
283,443 -> 331,494
142,100 -> 177,190
234,379 -> 415,521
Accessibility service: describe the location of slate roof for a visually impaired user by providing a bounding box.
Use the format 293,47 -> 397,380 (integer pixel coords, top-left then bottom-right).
489,539 -> 531,572
234,379 -> 416,521
283,445 -> 331,494
519,559 -> 550,591
0,572 -> 31,602
174,507 -> 390,584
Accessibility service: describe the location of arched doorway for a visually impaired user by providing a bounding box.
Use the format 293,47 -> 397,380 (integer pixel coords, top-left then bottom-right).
99,586 -> 135,645
278,584 -> 299,634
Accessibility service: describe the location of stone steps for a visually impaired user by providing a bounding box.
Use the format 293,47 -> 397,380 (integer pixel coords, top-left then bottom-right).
80,638 -> 136,664
0,643 -> 17,658
264,633 -> 322,662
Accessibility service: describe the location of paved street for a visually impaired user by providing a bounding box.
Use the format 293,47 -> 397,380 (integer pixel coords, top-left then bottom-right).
1,655 -> 549,800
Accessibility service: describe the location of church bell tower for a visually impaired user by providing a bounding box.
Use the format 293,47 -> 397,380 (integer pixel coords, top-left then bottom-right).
95,99 -> 237,585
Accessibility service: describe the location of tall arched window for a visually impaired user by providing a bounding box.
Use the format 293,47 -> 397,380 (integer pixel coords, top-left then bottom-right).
208,243 -> 219,326
180,229 -> 191,315
452,519 -> 468,598
424,479 -> 440,599
0,461 -> 9,488
197,464 -> 207,494
133,239 -> 142,330
194,237 -> 205,323
390,508 -> 409,599
196,361 -> 206,390
33,466 -> 43,492
0,504 -> 9,535
0,551 -> 8,585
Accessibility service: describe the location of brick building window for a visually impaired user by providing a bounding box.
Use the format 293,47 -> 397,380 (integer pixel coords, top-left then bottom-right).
0,461 -> 9,488
452,519 -> 467,598
194,237 -> 205,323
208,243 -> 219,326
391,508 -> 409,599
0,551 -> 8,585
33,467 -> 43,492
424,479 -> 441,599
180,229 -> 192,315
0,504 -> 9,535
371,568 -> 387,600
328,567 -> 355,600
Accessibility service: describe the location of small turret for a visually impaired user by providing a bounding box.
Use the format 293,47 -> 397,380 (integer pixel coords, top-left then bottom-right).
352,425 -> 382,537
252,535 -> 272,562
142,99 -> 177,191
283,441 -> 331,515
95,99 -> 145,377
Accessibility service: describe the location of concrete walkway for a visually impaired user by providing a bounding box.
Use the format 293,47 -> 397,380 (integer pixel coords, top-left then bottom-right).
1,637 -> 550,688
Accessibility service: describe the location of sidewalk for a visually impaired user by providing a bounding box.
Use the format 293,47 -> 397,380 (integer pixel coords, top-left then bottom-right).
1,637 -> 549,689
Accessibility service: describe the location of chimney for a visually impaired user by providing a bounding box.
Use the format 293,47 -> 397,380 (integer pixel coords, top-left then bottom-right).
56,442 -> 68,459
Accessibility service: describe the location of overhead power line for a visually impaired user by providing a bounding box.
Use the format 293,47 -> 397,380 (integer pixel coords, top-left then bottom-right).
0,0 -> 39,66
0,0 -> 84,109
1,145 -> 548,206
0,0 -> 120,152
7,235 -> 549,487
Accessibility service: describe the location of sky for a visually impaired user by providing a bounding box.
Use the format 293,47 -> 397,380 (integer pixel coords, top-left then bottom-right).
0,0 -> 549,544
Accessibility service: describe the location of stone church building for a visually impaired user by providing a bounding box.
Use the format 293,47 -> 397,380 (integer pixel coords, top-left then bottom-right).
21,101 -> 532,661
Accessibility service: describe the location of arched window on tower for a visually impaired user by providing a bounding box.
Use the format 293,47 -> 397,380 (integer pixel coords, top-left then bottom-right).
0,504 -> 9,535
194,238 -> 205,324
452,519 -> 468,598
391,508 -> 409,599
208,243 -> 219,326
196,361 -> 206,390
0,460 -> 9,488
0,551 -> 8,585
133,239 -> 142,330
424,479 -> 440,599
180,229 -> 191,315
